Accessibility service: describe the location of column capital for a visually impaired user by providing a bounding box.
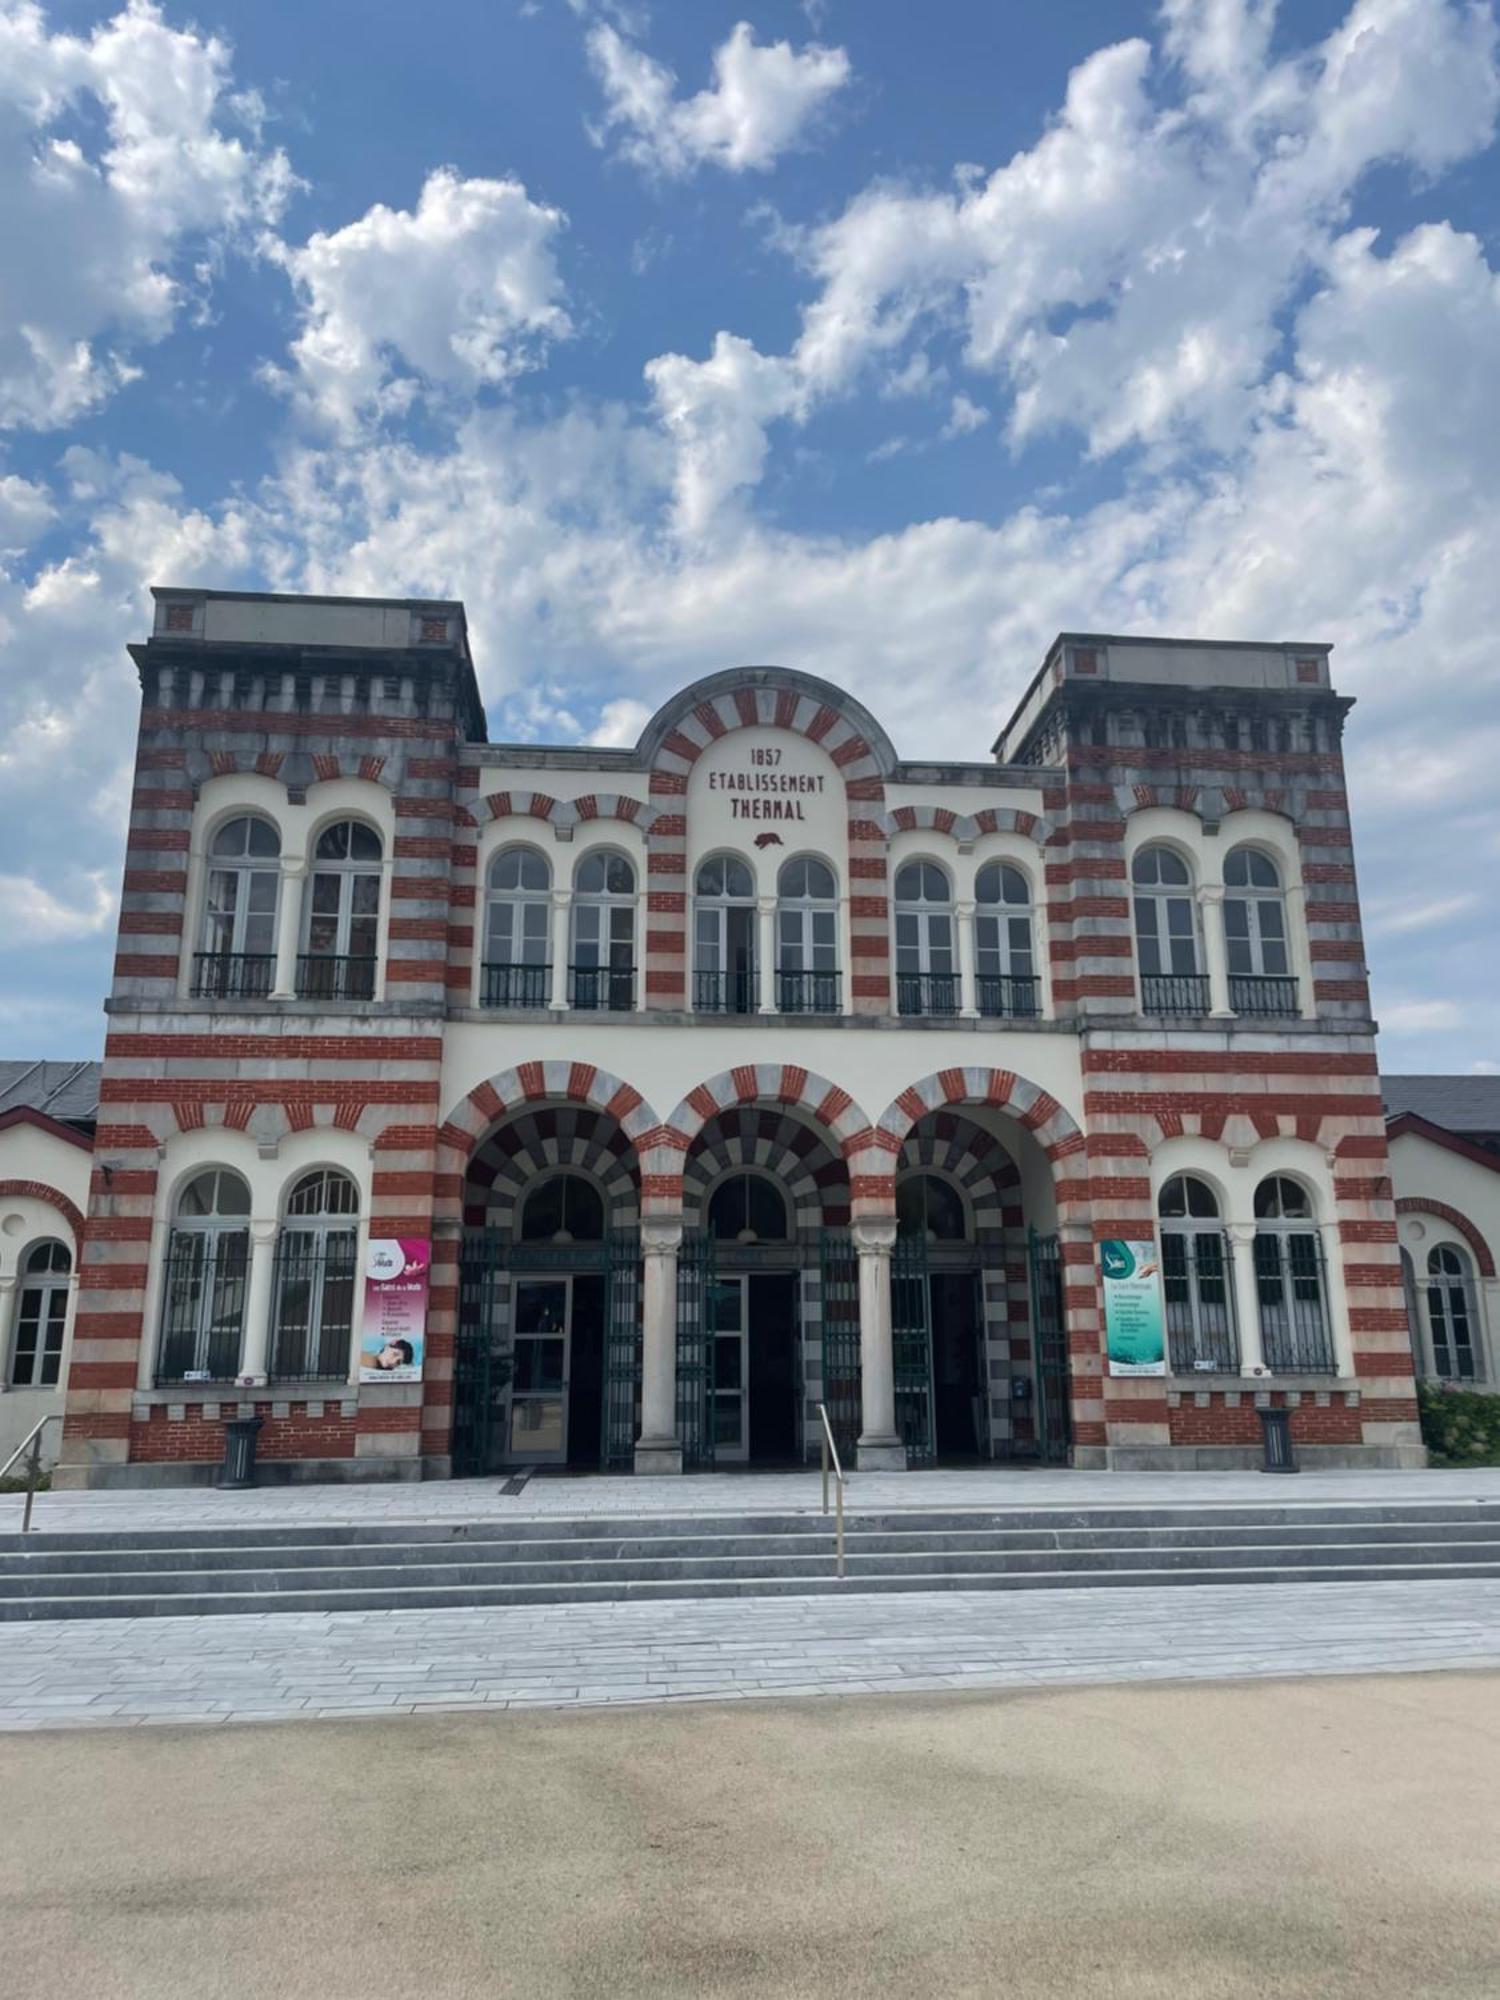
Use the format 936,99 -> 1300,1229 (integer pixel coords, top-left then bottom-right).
280,856 -> 308,880
1227,1221 -> 1258,1246
641,1217 -> 684,1257
851,1217 -> 898,1256
550,888 -> 571,908
1196,883 -> 1225,906
955,898 -> 976,918
250,1218 -> 280,1249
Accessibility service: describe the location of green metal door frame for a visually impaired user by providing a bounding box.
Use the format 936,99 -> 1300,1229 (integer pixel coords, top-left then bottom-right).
1028,1226 -> 1072,1464
892,1233 -> 935,1466
675,1231 -> 717,1470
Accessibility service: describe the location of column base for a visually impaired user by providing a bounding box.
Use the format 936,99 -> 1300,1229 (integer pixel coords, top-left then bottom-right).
633,1438 -> 683,1476
855,1437 -> 908,1472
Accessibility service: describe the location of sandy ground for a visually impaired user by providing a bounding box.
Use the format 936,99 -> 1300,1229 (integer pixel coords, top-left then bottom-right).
2,1670 -> 1497,1999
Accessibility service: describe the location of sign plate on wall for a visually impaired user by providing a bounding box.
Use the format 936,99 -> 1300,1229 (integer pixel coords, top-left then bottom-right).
1100,1238 -> 1167,1376
358,1238 -> 430,1382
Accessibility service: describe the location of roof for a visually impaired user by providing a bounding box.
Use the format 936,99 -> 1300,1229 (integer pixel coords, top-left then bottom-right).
0,1061 -> 102,1131
1382,1075 -> 1500,1136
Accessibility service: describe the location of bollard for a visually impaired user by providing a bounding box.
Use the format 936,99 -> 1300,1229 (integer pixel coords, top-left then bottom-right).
1257,1405 -> 1298,1474
217,1415 -> 264,1490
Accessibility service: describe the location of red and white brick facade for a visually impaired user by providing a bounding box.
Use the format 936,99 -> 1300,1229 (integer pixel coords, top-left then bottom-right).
55,593 -> 1421,1485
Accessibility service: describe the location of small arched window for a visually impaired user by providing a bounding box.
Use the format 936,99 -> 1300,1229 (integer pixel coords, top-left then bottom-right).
1225,848 -> 1294,1015
1132,847 -> 1202,1011
198,816 -> 280,999
708,1173 -> 789,1243
158,1169 -> 251,1384
570,852 -> 635,1012
302,821 -> 382,1001
272,1170 -> 360,1382
896,1174 -> 968,1242
9,1240 -> 72,1388
776,856 -> 839,1014
894,861 -> 956,1017
1427,1244 -> 1482,1381
1157,1176 -> 1235,1372
521,1174 -> 606,1244
484,847 -> 551,1008
974,862 -> 1037,1018
695,855 -> 757,1015
1252,1175 -> 1333,1372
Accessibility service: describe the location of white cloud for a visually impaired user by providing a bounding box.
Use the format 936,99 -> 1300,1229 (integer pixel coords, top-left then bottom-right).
586,18 -> 850,178
1381,1000 -> 1464,1033
0,470 -> 55,547
590,696 -> 652,747
266,169 -> 571,433
0,868 -> 113,939
942,393 -> 988,438
0,0 -> 293,430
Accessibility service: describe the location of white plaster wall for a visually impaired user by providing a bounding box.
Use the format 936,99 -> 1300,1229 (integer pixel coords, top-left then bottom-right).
0,1123 -> 92,1470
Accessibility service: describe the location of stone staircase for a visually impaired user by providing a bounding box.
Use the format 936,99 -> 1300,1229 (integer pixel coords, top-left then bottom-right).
3,1498 -> 1499,1620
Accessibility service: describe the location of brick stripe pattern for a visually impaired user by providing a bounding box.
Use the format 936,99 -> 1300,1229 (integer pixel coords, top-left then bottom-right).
463,1108 -> 641,1232
0,1179 -> 86,1243
1394,1196 -> 1495,1280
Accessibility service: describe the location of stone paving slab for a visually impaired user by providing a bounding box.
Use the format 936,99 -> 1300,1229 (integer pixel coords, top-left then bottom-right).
9,1466 -> 1500,1535
1,1576 -> 1497,1731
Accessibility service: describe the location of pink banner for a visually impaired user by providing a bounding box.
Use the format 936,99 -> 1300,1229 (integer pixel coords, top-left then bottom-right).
358,1238 -> 429,1382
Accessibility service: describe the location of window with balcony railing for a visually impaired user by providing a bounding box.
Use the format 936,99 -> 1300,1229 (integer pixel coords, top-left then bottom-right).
199,815 -> 279,998
569,963 -> 635,1011
776,968 -> 841,1014
894,861 -> 956,1016
1225,848 -> 1295,1015
570,851 -> 636,1012
1253,1175 -> 1336,1373
895,970 -> 959,1017
481,961 -> 551,1008
1229,973 -> 1299,1016
1133,846 -> 1204,1014
297,953 -> 377,1002
976,973 -> 1040,1019
1140,972 -> 1211,1015
975,862 -> 1038,1019
192,951 -> 274,1000
694,967 -> 758,1014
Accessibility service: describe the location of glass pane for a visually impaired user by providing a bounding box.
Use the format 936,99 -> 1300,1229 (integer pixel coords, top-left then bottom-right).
714,1334 -> 743,1390
747,1176 -> 789,1240
714,1395 -> 743,1446
514,1282 -> 568,1335
513,1338 -> 566,1393
710,1280 -> 742,1332
894,864 -> 922,902
350,872 -> 380,915
511,1398 -> 564,1455
696,857 -> 725,897
724,859 -> 753,898
311,872 -> 341,914
486,902 -> 515,961
315,823 -> 350,861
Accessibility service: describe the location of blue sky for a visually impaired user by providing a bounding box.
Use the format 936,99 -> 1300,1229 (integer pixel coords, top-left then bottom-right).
2,0 -> 1498,1068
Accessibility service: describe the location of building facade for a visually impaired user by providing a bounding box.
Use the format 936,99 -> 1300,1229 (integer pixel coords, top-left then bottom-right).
52,589 -> 1421,1487
1385,1078 -> 1500,1389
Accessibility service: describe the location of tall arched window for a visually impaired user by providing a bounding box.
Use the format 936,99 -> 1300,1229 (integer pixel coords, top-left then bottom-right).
270,1169 -> 359,1382
896,1174 -> 968,1242
570,852 -> 635,1012
894,861 -> 956,1016
776,856 -> 840,1014
1427,1244 -> 1482,1380
1132,847 -> 1204,1015
1252,1175 -> 1334,1373
1158,1175 -> 1236,1372
708,1173 -> 789,1243
1225,848 -> 1296,1016
158,1169 -> 251,1384
521,1174 -> 606,1244
9,1240 -> 71,1387
301,820 -> 382,1001
694,855 -> 757,1014
484,847 -> 551,1008
975,862 -> 1038,1018
197,816 -> 280,999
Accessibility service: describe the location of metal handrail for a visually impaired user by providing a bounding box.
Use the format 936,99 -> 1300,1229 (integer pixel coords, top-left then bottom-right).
815,1401 -> 846,1579
0,1413 -> 62,1533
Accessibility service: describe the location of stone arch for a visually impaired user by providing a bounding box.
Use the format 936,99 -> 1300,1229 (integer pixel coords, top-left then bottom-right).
469,790 -> 663,836
876,1068 -> 1084,1164
638,667 -> 897,779
464,1107 -> 641,1232
682,1103 -> 850,1233
879,804 -> 1058,848
897,1112 -> 1022,1234
0,1179 -> 85,1244
1396,1196 -> 1496,1280
186,748 -> 399,794
1117,782 -> 1303,830
665,1065 -> 874,1165
437,1062 -> 664,1171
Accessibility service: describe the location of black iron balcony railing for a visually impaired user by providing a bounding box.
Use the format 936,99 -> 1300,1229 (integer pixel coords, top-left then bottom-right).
1255,1230 -> 1337,1373
569,963 -> 635,1012
694,968 -> 757,1014
1230,973 -> 1300,1017
1140,972 -> 1211,1016
896,971 -> 959,1018
192,951 -> 274,1000
776,968 -> 841,1015
976,973 -> 1041,1019
296,953 -> 377,1002
481,961 -> 550,1008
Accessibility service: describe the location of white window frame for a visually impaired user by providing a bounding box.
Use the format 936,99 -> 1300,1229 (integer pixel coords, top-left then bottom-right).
271,1169 -> 360,1383
156,1169 -> 252,1384
1132,845 -> 1201,979
569,850 -> 636,1010
1156,1175 -> 1236,1373
1224,846 -> 1291,979
303,821 -> 383,965
201,816 -> 281,960
694,853 -> 757,1012
8,1240 -> 72,1389
893,860 -> 956,1014
1426,1242 -> 1484,1381
775,855 -> 839,1011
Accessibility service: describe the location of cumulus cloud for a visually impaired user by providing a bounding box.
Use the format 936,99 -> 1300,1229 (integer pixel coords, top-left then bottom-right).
0,869 -> 114,940
266,169 -> 571,432
0,0 -> 293,430
586,18 -> 850,177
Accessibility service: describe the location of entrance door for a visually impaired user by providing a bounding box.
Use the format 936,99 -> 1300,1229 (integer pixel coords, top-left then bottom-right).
709,1273 -> 800,1465
710,1277 -> 748,1461
510,1277 -> 570,1463
930,1271 -> 985,1459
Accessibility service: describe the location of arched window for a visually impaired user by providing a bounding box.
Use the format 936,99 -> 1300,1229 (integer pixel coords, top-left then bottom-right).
1132,846 -> 1203,1014
271,1170 -> 359,1382
9,1240 -> 71,1388
520,1174 -> 606,1244
1225,848 -> 1295,1016
484,847 -> 551,1008
1252,1175 -> 1334,1372
776,856 -> 840,1014
1427,1244 -> 1482,1381
302,820 -> 382,1001
570,852 -> 635,1012
1157,1175 -> 1236,1372
708,1173 -> 789,1243
975,862 -> 1038,1018
894,861 -> 956,1016
158,1169 -> 251,1384
694,855 -> 757,1014
197,816 -> 280,999
896,1174 -> 968,1242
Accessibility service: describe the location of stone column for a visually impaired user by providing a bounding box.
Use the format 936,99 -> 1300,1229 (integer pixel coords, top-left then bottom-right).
1286,884 -> 1316,1019
1198,884 -> 1233,1018
636,1217 -> 684,1475
956,899 -> 979,1018
270,859 -> 306,999
548,891 -> 570,1013
236,1220 -> 281,1388
757,897 -> 777,1014
0,1274 -> 14,1393
1228,1223 -> 1267,1377
853,1217 -> 906,1470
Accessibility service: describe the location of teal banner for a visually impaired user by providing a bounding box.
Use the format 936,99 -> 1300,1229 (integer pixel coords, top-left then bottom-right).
1100,1239 -> 1167,1376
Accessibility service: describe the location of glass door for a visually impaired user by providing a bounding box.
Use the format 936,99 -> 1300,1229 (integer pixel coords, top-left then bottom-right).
710,1276 -> 748,1462
510,1277 -> 570,1462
